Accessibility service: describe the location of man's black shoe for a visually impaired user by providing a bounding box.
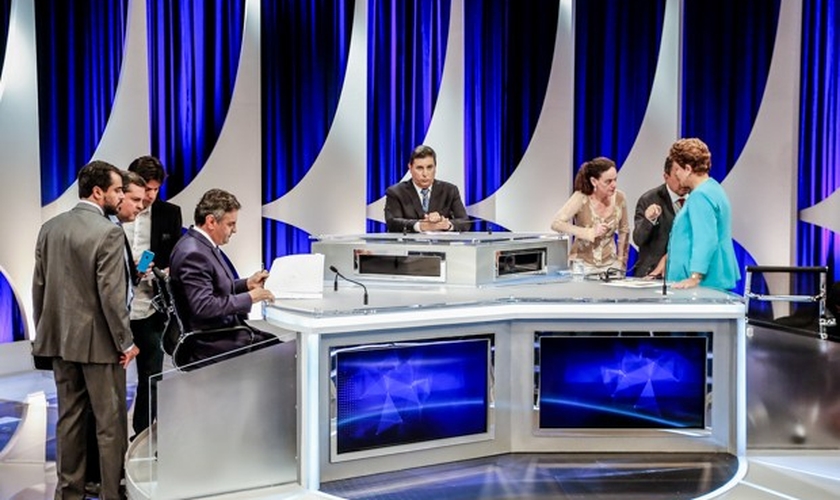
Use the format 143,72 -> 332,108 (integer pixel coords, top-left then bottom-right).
84,481 -> 101,497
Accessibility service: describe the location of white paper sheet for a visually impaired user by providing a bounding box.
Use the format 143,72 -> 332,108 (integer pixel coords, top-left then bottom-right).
600,279 -> 664,289
264,253 -> 325,299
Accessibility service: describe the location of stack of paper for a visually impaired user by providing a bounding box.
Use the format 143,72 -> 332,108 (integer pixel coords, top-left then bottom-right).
264,253 -> 325,299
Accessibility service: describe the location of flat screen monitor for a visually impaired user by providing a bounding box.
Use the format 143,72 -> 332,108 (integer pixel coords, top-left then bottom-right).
538,336 -> 707,429
495,248 -> 546,277
332,337 -> 490,457
356,253 -> 443,278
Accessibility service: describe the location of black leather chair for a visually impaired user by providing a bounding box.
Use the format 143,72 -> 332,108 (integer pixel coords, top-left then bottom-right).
151,268 -> 257,370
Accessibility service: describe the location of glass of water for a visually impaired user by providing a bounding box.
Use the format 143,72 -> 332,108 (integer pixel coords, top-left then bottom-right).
571,259 -> 585,282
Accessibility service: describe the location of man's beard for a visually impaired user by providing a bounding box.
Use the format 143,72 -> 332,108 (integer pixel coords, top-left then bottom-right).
104,201 -> 119,216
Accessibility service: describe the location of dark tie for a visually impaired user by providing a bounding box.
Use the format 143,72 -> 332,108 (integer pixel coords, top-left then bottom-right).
214,246 -> 238,286
421,188 -> 430,213
676,198 -> 685,210
123,236 -> 140,286
117,232 -> 135,308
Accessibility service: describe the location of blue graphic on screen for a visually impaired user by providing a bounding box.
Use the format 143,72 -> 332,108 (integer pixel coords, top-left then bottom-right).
334,338 -> 489,454
539,336 -> 707,429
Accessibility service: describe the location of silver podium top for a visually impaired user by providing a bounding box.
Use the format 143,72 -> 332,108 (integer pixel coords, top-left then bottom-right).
313,232 -> 567,245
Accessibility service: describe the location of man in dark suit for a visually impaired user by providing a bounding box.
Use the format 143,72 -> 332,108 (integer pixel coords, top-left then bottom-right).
124,156 -> 182,436
32,161 -> 140,500
384,144 -> 470,232
632,157 -> 691,277
169,189 -> 275,364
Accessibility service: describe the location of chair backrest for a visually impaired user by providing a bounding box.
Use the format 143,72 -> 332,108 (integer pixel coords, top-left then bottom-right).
151,268 -> 187,356
743,265 -> 837,339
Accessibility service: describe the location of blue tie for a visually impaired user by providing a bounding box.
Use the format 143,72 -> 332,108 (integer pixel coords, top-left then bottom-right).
421,188 -> 430,213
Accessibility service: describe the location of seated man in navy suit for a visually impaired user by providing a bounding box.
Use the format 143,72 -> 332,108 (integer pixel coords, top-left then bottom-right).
384,144 -> 470,233
169,189 -> 276,365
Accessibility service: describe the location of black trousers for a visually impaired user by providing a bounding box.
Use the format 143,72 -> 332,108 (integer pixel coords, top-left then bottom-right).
179,327 -> 279,370
130,313 -> 166,435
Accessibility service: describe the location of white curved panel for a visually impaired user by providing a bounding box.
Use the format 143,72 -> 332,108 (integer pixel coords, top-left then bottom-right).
0,0 -> 43,338
171,0 -> 263,275
722,0 -> 800,285
614,0 -> 680,240
468,0 -> 574,232
366,0 -> 464,224
800,188 -> 840,233
41,0 -> 151,222
0,391 -> 47,462
263,0 -> 367,236
92,0 -> 151,168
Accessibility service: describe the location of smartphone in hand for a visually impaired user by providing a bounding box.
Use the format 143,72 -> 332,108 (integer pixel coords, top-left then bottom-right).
136,250 -> 155,273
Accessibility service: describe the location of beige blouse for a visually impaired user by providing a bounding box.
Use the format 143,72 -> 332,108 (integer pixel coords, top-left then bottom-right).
551,190 -> 630,270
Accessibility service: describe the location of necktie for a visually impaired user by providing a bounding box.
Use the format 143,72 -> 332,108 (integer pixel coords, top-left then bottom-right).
115,235 -> 134,310
110,216 -> 135,308
214,246 -> 237,287
421,188 -> 430,213
676,198 -> 685,210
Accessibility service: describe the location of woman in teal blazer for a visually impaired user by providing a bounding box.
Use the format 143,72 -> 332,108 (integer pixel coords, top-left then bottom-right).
665,138 -> 740,291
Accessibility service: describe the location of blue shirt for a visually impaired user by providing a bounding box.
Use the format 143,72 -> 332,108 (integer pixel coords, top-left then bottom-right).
666,178 -> 740,290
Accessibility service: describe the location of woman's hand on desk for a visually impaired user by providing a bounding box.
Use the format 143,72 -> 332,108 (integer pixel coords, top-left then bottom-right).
672,273 -> 703,289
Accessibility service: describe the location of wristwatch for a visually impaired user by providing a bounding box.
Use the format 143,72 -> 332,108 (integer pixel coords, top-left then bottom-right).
690,272 -> 704,281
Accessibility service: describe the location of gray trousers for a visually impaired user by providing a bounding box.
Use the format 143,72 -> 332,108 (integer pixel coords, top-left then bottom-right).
52,359 -> 127,500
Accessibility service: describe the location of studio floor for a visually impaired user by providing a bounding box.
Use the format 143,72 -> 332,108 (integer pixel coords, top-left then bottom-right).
2,368 -> 840,499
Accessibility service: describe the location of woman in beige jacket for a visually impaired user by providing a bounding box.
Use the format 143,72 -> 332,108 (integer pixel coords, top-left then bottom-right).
551,157 -> 629,275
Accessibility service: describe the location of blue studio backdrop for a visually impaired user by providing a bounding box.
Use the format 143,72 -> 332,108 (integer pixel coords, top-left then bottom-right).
0,0 -> 838,342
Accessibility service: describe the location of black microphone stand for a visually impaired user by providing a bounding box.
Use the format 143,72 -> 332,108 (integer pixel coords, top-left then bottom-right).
329,265 -> 369,305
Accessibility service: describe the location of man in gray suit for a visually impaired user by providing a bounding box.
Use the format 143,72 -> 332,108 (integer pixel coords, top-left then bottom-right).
33,160 -> 140,500
632,157 -> 690,277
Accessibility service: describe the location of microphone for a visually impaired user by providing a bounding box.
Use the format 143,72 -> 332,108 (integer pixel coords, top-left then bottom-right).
332,269 -> 339,291
599,267 -> 624,283
151,266 -> 168,282
329,265 -> 369,305
662,253 -> 669,296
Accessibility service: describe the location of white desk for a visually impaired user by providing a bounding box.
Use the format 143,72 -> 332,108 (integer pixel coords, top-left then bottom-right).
265,278 -> 746,491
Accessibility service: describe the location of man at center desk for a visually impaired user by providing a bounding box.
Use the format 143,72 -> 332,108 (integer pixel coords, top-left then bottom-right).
384,144 -> 471,233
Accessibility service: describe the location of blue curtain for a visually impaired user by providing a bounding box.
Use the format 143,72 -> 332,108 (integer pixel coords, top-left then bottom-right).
147,0 -> 245,200
464,0 -> 558,217
798,0 -> 840,282
573,0 -> 664,171
572,0 -> 663,271
682,0 -> 780,294
0,273 -> 24,343
35,0 -> 128,205
366,0 -> 450,233
0,0 -> 10,77
682,0 -> 779,181
0,0 -> 20,343
261,0 -> 353,262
